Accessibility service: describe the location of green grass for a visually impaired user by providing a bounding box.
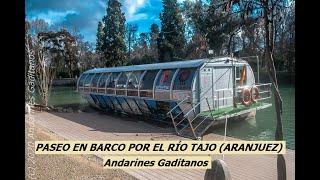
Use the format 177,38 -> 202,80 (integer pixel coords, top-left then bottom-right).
199,102 -> 270,118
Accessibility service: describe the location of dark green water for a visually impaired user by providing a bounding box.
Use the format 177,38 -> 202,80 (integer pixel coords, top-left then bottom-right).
48,87 -> 87,106
214,85 -> 295,149
49,85 -> 295,149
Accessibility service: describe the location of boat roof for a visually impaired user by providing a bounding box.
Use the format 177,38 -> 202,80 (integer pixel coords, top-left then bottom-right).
83,57 -> 247,74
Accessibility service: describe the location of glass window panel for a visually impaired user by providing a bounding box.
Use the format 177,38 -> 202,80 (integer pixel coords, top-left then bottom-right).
173,68 -> 196,90
91,73 -> 102,87
236,66 -> 247,86
107,72 -> 120,88
140,70 -> 159,90
78,74 -> 88,87
155,69 -> 176,90
127,71 -> 143,96
127,71 -> 142,90
116,72 -> 130,89
236,66 -> 241,79
98,73 -> 109,88
84,74 -> 95,87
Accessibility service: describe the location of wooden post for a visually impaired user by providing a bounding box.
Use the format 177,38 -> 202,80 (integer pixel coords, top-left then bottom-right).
204,159 -> 231,180
232,59 -> 237,108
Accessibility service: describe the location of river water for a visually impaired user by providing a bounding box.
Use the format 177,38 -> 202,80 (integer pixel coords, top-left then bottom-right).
213,85 -> 295,149
48,85 -> 295,149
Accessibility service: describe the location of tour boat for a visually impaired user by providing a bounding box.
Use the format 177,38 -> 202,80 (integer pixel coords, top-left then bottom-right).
77,56 -> 272,139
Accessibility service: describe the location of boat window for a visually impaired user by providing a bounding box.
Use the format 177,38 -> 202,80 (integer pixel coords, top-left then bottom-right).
236,65 -> 247,86
97,73 -> 109,88
140,70 -> 159,90
236,67 -> 241,79
84,74 -> 95,87
78,74 -> 88,87
173,68 -> 196,90
116,72 -> 130,89
155,69 -> 176,90
107,72 -> 120,88
91,73 -> 102,88
127,71 -> 142,90
127,71 -> 143,96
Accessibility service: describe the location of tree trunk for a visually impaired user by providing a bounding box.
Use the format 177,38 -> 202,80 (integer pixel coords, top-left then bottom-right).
227,33 -> 234,55
263,1 -> 286,179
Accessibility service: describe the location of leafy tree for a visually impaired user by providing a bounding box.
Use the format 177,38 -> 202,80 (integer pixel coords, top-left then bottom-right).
227,1 -> 293,178
158,0 -> 186,62
126,23 -> 138,60
273,2 -> 295,72
95,21 -> 105,52
102,0 -> 126,66
181,0 -> 207,59
150,23 -> 159,61
137,32 -> 149,52
131,32 -> 150,62
204,1 -> 240,55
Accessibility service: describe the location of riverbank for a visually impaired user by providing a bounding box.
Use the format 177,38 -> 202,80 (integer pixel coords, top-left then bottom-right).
52,78 -> 77,86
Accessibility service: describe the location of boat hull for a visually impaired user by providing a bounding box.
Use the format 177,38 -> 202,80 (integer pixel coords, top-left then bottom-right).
82,93 -> 185,123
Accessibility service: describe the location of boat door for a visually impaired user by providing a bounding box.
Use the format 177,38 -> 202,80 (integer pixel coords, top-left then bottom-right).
212,67 -> 233,109
200,66 -> 213,112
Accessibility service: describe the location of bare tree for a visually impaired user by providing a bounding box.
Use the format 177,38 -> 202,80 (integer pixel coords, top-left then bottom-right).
233,0 -> 290,179
25,29 -> 77,107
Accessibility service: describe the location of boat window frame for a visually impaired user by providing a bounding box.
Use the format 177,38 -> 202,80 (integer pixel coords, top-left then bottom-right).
104,73 -> 111,93
155,68 -> 177,91
77,73 -> 88,91
90,73 -> 103,92
116,71 -> 131,95
106,72 -> 121,94
170,68 -> 180,98
83,73 -> 95,92
172,68 -> 197,91
153,69 -> 163,98
137,70 -> 147,97
235,64 -> 247,87
189,68 -> 199,99
127,70 -> 144,97
113,72 -> 123,94
96,73 -> 109,93
139,69 -> 160,98
117,71 -> 131,89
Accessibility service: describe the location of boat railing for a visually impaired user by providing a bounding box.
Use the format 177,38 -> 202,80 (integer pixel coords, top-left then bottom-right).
234,83 -> 272,102
167,95 -> 190,115
167,78 -> 216,122
254,83 -> 272,102
167,82 -> 272,139
168,84 -> 225,137
213,88 -> 233,110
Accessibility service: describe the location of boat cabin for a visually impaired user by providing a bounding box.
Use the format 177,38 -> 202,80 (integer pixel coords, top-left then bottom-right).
77,56 -> 271,138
